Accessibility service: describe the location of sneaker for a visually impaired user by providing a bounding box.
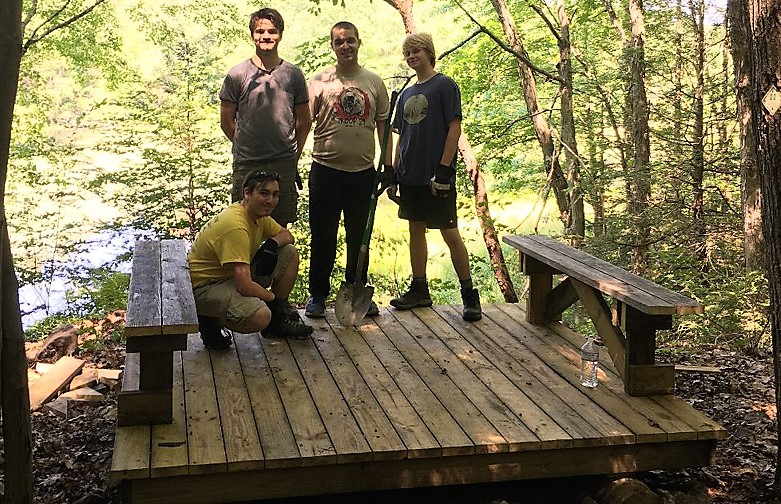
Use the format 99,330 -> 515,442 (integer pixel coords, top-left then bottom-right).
390,281 -> 433,310
305,296 -> 326,318
198,316 -> 233,349
365,300 -> 379,317
461,287 -> 482,322
261,316 -> 314,340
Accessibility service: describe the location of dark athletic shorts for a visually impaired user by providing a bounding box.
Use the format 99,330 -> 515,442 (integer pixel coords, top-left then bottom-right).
398,183 -> 458,229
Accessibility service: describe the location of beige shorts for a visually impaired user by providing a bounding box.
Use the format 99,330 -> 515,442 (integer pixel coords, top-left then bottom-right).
232,159 -> 299,224
192,244 -> 295,326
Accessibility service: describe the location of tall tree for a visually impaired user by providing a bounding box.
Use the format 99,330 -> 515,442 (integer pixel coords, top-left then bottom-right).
0,0 -> 33,501
627,0 -> 651,273
741,0 -> 781,491
690,0 -> 707,265
555,0 -> 585,243
728,0 -> 763,271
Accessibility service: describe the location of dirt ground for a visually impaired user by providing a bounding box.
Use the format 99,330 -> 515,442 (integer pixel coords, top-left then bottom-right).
9,338 -> 781,504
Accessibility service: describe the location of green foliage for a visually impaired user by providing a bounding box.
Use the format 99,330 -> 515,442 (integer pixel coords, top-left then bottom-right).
66,268 -> 130,319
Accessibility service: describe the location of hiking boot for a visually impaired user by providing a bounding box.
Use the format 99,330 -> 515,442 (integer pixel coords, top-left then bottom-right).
305,296 -> 326,318
365,300 -> 379,317
283,301 -> 303,323
461,287 -> 482,322
261,316 -> 314,340
390,281 -> 432,310
198,316 -> 233,349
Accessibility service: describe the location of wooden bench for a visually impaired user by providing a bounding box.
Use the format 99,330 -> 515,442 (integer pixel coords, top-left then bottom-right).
503,234 -> 703,396
118,239 -> 198,426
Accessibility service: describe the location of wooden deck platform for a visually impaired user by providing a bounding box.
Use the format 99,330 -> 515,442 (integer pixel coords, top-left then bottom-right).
111,302 -> 726,504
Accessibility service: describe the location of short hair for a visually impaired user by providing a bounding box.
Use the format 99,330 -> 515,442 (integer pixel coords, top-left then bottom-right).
249,8 -> 284,35
243,169 -> 281,195
402,33 -> 436,67
331,21 -> 359,41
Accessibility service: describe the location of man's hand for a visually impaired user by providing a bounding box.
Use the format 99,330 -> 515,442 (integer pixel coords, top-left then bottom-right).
430,163 -> 454,198
252,239 -> 279,277
376,164 -> 396,196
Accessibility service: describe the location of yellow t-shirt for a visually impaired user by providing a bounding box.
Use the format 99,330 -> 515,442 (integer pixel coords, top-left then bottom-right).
188,203 -> 283,288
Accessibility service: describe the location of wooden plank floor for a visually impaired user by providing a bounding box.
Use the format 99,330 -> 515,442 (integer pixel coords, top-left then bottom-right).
111,302 -> 726,504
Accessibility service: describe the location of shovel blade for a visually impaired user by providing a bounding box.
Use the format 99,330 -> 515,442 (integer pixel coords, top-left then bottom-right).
335,281 -> 375,326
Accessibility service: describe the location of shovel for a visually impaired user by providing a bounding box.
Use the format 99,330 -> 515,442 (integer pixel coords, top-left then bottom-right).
335,88 -> 402,326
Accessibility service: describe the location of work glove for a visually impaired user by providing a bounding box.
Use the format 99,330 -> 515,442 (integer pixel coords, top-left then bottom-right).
376,164 -> 396,196
386,184 -> 401,205
252,238 -> 279,277
430,163 -> 454,198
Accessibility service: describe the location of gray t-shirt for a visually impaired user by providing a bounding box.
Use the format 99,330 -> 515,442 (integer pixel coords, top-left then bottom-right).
220,59 -> 308,163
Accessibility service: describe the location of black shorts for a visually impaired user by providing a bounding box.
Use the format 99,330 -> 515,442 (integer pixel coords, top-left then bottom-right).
398,183 -> 458,229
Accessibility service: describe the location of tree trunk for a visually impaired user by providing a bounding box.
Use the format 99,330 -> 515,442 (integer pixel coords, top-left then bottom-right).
585,102 -> 607,237
0,0 -> 34,501
690,0 -> 707,266
556,0 -> 585,244
729,0 -> 764,271
628,0 -> 651,274
742,0 -> 781,492
383,0 -> 417,34
488,0 -> 571,225
459,136 -> 518,302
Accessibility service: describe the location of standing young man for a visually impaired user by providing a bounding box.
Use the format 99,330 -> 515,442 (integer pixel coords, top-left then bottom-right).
188,170 -> 313,349
305,21 -> 391,318
387,33 -> 481,322
219,8 -> 311,227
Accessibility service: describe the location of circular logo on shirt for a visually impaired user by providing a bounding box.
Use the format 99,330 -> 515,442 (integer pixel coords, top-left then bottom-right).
403,94 -> 428,125
334,87 -> 371,123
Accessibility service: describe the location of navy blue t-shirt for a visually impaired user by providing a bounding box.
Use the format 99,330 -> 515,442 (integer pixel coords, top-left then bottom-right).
392,73 -> 462,186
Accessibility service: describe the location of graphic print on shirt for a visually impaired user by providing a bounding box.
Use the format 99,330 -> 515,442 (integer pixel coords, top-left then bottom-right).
403,94 -> 428,125
334,87 -> 371,125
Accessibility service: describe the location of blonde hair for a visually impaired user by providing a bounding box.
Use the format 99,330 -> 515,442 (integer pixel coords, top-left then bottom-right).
402,33 -> 436,67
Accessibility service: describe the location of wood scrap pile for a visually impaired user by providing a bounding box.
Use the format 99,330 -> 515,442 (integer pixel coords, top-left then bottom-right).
28,355 -> 123,419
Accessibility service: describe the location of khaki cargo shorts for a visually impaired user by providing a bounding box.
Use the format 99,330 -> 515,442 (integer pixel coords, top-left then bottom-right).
232,159 -> 299,224
192,244 -> 296,326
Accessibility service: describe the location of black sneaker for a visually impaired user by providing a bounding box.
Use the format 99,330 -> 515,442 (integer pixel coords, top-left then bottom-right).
198,316 -> 233,349
261,317 -> 314,340
461,287 -> 482,322
390,282 -> 432,310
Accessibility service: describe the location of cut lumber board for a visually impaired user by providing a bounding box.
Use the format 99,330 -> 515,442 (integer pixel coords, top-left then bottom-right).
97,369 -> 123,383
61,387 -> 105,402
70,369 -> 99,390
29,356 -> 85,410
44,397 -> 69,418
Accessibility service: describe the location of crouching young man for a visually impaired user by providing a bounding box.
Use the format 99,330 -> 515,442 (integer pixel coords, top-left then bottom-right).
188,169 -> 312,348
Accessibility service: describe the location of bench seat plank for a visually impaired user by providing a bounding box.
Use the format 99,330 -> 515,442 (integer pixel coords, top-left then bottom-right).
125,241 -> 163,337
503,235 -> 702,315
160,240 -> 199,335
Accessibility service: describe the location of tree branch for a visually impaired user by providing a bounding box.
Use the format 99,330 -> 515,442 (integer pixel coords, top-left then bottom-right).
451,0 -> 561,83
22,0 -> 108,55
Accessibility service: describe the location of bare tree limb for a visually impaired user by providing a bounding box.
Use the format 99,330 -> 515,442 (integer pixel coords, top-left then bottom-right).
451,0 -> 562,83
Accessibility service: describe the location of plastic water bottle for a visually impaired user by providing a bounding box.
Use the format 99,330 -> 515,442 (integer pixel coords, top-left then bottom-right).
580,337 -> 599,388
